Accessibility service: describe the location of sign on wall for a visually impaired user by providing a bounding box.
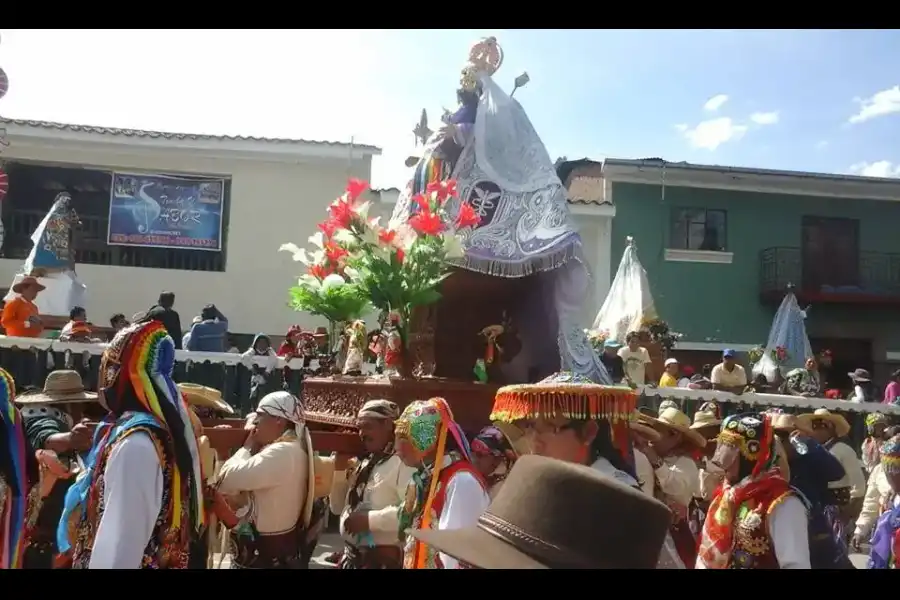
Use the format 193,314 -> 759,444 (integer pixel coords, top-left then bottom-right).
107,172 -> 225,251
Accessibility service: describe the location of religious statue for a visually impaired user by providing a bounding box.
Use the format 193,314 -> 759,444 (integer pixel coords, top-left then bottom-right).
383,312 -> 404,376
342,319 -> 367,376
477,311 -> 522,384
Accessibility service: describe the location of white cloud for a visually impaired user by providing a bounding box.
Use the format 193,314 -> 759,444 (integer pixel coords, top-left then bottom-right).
674,123 -> 688,132
849,160 -> 900,178
849,85 -> 900,124
680,117 -> 748,151
703,94 -> 729,112
816,140 -> 829,150
750,111 -> 779,125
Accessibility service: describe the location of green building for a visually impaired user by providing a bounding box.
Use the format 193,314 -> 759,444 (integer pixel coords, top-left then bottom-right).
559,158 -> 900,386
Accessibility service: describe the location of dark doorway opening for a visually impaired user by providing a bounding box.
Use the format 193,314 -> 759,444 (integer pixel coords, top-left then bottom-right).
801,216 -> 860,291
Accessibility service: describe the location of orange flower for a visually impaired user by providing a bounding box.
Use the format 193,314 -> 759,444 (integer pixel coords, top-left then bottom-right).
346,178 -> 369,202
309,264 -> 329,280
318,220 -> 338,239
408,211 -> 446,237
324,240 -> 348,264
412,193 -> 431,215
378,228 -> 397,245
327,198 -> 355,229
426,179 -> 458,204
456,202 -> 481,229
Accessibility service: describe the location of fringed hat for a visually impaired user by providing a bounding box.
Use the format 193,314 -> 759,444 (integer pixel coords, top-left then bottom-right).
491,371 -> 636,424
491,372 -> 637,466
881,435 -> 900,478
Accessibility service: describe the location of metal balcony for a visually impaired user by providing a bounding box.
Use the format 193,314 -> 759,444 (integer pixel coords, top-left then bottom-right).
760,246 -> 900,304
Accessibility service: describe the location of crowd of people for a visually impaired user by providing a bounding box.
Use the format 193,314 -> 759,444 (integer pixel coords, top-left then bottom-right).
0,313 -> 898,570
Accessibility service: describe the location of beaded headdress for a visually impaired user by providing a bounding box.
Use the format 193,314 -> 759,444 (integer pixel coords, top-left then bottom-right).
717,412 -> 778,481
881,434 -> 900,477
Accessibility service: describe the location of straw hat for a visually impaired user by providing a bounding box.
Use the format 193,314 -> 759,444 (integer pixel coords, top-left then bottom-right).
16,370 -> 97,405
629,420 -> 661,442
12,276 -> 46,294
690,410 -> 723,431
768,411 -> 812,435
177,383 -> 235,415
646,407 -> 707,448
796,408 -> 850,439
494,421 -> 534,456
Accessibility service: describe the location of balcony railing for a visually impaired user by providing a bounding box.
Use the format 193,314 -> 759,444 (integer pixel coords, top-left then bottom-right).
760,246 -> 900,301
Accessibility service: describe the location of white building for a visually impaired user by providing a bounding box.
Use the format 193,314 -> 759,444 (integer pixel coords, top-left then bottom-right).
0,118 -> 380,336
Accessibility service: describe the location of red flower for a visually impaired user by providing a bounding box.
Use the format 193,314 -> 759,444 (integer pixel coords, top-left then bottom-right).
328,198 -> 355,229
324,240 -> 348,264
426,180 -> 458,204
345,178 -> 369,202
378,228 -> 397,245
456,202 -> 481,229
395,248 -> 405,264
309,264 -> 329,280
318,219 -> 338,239
408,211 -> 446,237
412,193 -> 431,214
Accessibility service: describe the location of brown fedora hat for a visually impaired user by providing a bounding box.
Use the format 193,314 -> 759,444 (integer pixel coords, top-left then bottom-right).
17,370 -> 98,405
408,455 -> 672,569
12,275 -> 46,294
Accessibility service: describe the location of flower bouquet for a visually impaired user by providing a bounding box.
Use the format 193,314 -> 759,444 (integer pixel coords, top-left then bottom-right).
282,178 -> 479,377
747,345 -> 765,367
642,317 -> 683,352
769,345 -> 789,365
585,329 -> 610,353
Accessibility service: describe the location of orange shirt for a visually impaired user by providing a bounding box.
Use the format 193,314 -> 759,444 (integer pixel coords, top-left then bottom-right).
1,296 -> 43,337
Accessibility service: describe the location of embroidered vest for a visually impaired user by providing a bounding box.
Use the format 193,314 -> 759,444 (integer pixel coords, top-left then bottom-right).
402,460 -> 484,569
728,487 -> 794,569
70,424 -> 193,569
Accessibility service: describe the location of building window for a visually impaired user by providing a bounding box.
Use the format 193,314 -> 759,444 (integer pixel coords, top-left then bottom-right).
1,161 -> 228,272
669,208 -> 727,252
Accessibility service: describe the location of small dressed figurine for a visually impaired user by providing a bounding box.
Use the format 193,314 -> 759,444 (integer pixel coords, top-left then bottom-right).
342,319 -> 367,376
383,312 -> 403,375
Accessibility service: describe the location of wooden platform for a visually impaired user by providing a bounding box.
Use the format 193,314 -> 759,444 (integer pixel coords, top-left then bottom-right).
302,376 -> 500,433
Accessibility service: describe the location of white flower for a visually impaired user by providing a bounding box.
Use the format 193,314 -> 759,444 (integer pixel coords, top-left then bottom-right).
352,200 -> 372,221
308,231 -> 326,249
297,274 -> 321,290
321,273 -> 346,292
441,232 -> 465,259
333,229 -> 356,246
343,266 -> 361,280
279,243 -> 310,264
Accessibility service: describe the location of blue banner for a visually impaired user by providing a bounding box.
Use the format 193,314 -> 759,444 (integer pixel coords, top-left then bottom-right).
107,172 -> 224,251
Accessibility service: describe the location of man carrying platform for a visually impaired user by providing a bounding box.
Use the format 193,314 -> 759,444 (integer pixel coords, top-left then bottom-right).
328,399 -> 415,569
18,370 -> 98,569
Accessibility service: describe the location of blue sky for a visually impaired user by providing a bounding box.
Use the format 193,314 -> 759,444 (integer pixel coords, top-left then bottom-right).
2,29 -> 899,188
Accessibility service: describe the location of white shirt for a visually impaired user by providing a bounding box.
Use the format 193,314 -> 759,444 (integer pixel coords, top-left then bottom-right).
434,470 -> 490,569
711,363 -> 748,388
826,440 -> 866,498
217,439 -> 309,534
89,433 -> 163,569
330,454 -> 416,547
618,346 -> 652,385
854,463 -> 896,539
655,455 -> 700,509
695,495 -> 811,569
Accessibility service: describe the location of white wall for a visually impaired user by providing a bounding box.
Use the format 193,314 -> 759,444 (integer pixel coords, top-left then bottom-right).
1,138 -> 373,336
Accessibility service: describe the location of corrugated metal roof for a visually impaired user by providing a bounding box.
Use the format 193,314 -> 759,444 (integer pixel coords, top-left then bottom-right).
0,117 -> 381,153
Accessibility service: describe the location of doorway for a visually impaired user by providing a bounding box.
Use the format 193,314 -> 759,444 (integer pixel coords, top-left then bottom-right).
801,216 -> 860,290
809,337 -> 872,393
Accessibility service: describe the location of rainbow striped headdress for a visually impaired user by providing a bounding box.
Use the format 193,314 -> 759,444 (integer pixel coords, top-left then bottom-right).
98,320 -> 205,533
0,367 -> 26,569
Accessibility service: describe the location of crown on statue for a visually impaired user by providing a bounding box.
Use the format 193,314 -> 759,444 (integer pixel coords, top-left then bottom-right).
460,37 -> 504,91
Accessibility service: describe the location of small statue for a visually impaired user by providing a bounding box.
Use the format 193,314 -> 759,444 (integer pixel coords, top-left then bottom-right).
383,312 -> 404,375
477,311 -> 522,383
342,319 -> 367,376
